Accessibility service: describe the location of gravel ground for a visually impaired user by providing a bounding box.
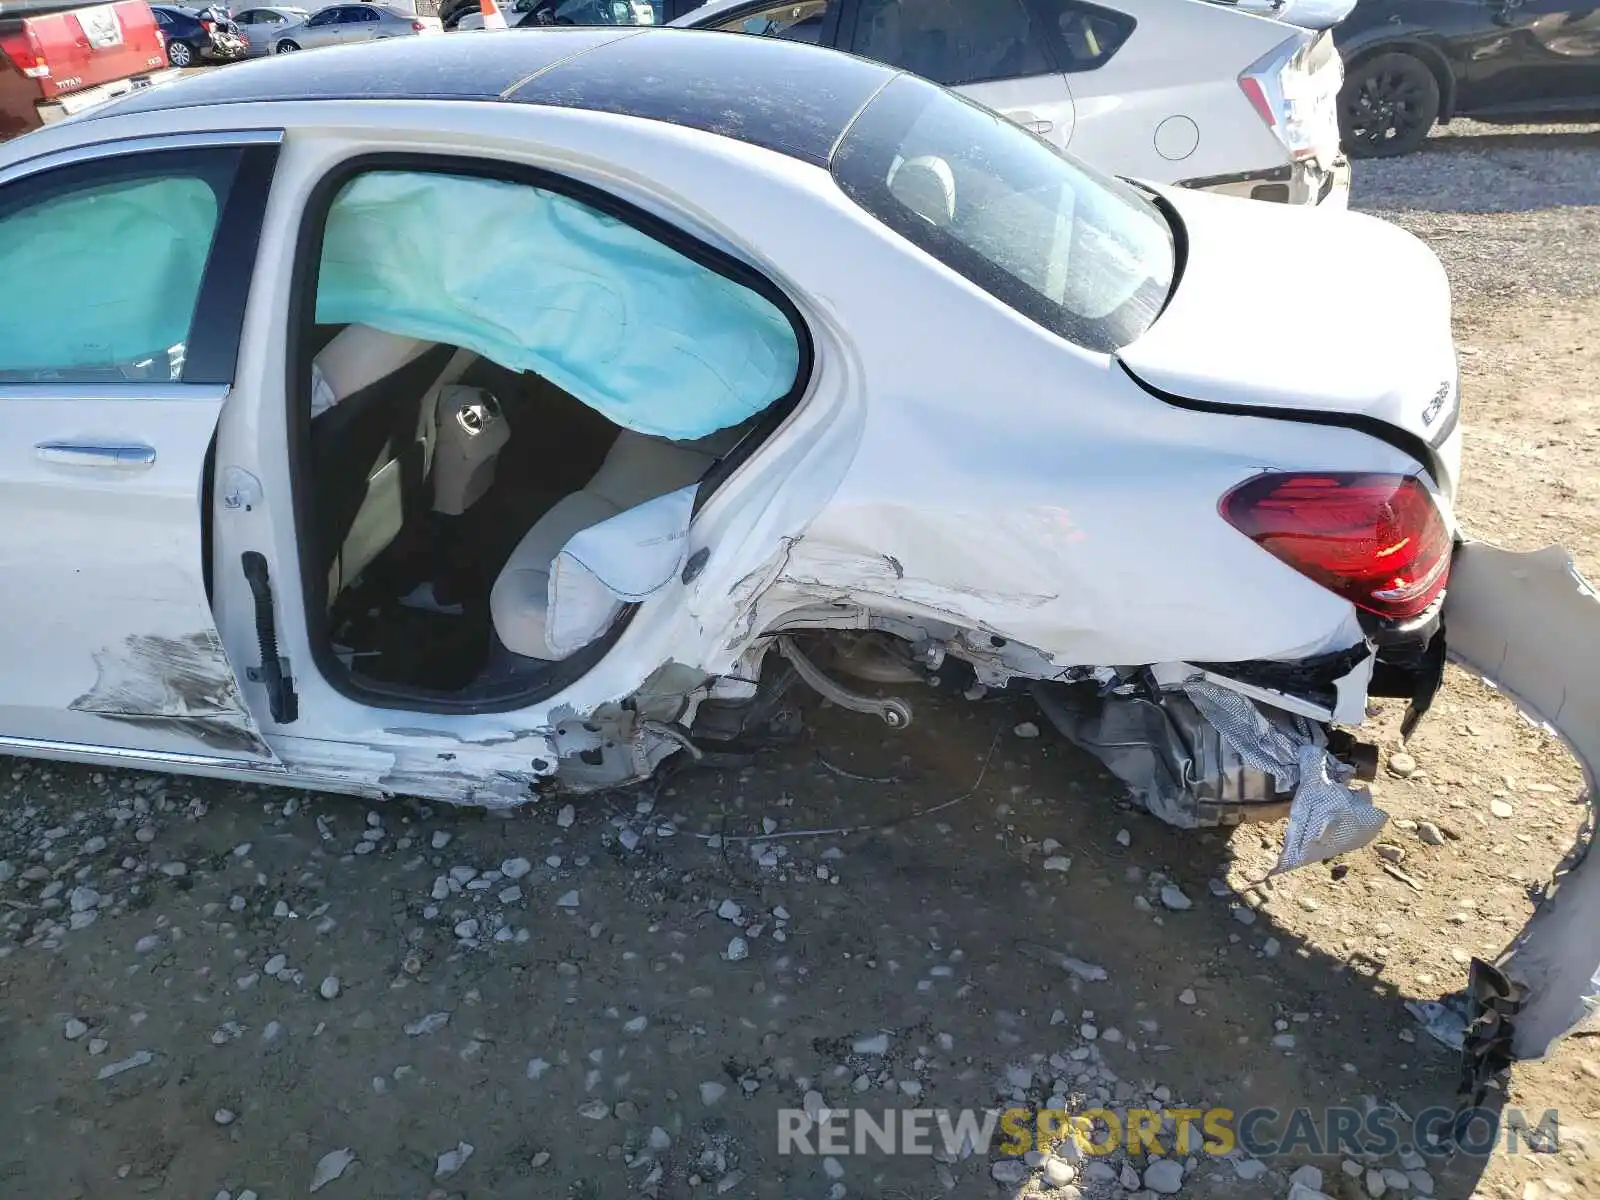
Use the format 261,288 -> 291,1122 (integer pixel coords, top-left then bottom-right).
1,121 -> 1598,1200
1353,120 -> 1600,308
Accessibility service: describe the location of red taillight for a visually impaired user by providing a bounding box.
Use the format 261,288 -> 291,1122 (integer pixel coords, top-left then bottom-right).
0,33 -> 45,75
411,18 -> 424,28
1220,472 -> 1452,621
1238,74 -> 1276,128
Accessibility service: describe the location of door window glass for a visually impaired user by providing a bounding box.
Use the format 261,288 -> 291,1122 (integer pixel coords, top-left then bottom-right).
0,155 -> 231,384
306,8 -> 340,24
848,0 -> 1052,86
1032,0 -> 1134,72
353,7 -> 380,19
712,0 -> 831,42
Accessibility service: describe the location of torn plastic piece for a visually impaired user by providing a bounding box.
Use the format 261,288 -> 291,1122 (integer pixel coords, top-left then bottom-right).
1443,542 -> 1600,1061
1182,678 -> 1387,873
1405,993 -> 1471,1051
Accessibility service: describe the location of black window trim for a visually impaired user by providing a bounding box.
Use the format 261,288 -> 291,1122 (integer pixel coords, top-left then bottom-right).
1021,0 -> 1136,77
286,150 -> 816,715
0,130 -> 282,389
697,0 -> 844,46
837,0 -> 1062,89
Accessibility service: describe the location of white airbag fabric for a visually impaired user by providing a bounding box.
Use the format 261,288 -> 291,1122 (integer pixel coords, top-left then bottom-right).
545,486 -> 696,658
315,171 -> 800,442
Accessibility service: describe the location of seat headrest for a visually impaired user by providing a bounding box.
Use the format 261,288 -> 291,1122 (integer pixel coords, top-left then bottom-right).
312,323 -> 436,401
888,155 -> 956,228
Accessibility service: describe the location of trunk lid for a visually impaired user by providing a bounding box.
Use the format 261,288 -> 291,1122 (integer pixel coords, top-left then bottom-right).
1119,184 -> 1460,486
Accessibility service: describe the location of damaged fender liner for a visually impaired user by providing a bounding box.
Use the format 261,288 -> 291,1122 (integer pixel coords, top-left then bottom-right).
1443,543 -> 1600,1079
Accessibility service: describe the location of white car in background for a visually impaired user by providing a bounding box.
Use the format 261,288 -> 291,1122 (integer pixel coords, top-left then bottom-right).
674,0 -> 1350,207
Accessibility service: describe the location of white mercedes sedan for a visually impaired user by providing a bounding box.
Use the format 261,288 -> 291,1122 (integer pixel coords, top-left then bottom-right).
0,30 -> 1594,1092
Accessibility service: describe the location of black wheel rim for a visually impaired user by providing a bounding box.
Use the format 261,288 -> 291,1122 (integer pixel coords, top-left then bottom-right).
1345,66 -> 1429,153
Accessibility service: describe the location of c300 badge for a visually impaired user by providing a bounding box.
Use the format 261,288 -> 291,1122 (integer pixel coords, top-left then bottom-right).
1421,379 -> 1451,427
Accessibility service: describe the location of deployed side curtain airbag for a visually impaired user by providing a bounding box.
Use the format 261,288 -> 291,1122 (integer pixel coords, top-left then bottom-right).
315,171 -> 800,442
0,176 -> 219,380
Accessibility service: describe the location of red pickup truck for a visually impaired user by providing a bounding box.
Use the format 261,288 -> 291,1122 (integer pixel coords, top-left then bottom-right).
1,0 -> 179,140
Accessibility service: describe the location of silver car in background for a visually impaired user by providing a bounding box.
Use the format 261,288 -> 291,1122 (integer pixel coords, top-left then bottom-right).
234,5 -> 309,55
271,2 -> 442,52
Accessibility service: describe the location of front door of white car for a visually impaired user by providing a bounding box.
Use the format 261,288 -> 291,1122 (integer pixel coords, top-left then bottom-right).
0,132 -> 283,766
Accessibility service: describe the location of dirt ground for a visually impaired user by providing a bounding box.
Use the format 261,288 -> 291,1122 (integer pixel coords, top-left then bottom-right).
2,122 -> 1598,1200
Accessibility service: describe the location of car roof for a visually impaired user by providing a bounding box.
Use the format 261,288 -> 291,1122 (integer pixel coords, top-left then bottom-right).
88,28 -> 899,168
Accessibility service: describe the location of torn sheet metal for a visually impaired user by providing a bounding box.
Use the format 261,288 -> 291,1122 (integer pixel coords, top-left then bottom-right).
1444,542 -> 1600,1061
1182,679 -> 1388,873
70,632 -> 275,758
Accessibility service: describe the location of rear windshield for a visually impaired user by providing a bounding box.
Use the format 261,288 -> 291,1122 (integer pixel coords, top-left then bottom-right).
831,73 -> 1175,353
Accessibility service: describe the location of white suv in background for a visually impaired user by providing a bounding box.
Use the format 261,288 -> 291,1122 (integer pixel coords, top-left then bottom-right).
674,0 -> 1349,207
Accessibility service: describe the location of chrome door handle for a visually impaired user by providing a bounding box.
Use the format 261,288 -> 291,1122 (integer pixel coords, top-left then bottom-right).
35,441 -> 157,469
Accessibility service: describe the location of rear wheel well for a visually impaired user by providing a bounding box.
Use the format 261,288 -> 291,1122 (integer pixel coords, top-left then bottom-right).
1344,40 -> 1457,121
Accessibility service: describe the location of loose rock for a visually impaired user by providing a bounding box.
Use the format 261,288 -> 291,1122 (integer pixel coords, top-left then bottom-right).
309,1147 -> 356,1192
1143,1158 -> 1184,1194
97,1050 -> 153,1080
435,1141 -> 474,1178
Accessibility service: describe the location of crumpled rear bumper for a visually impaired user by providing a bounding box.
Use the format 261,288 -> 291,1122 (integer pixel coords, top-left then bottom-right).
1442,542 -> 1600,1077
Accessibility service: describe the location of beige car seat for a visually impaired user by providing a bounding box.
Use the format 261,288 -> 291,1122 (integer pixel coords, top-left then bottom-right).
489,428 -> 740,661
309,324 -> 474,600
